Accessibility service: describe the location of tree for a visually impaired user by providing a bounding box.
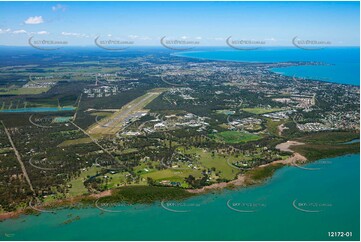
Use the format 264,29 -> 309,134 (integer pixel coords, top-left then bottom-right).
146,177 -> 155,185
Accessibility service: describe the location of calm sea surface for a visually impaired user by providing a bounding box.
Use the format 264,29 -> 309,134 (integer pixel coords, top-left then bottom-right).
175,47 -> 360,86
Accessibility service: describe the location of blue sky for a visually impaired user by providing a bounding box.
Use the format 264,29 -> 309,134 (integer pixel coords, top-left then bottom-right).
0,1 -> 359,46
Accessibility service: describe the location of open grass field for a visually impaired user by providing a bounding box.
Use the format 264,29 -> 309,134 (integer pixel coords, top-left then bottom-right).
0,87 -> 50,95
266,118 -> 285,136
246,163 -> 284,183
215,109 -> 235,115
141,168 -> 202,187
182,147 -> 240,180
211,131 -> 261,144
242,107 -> 285,114
105,171 -> 138,188
58,137 -> 93,147
67,166 -> 101,197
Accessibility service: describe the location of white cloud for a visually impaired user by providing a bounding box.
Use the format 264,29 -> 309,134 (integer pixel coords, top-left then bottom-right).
139,36 -> 151,40
61,32 -> 88,38
128,35 -> 139,39
24,16 -> 44,25
0,28 -> 11,34
127,35 -> 151,40
264,37 -> 276,41
62,32 -> 80,36
211,37 -> 225,41
52,4 -> 66,12
13,29 -> 27,34
37,31 -> 49,35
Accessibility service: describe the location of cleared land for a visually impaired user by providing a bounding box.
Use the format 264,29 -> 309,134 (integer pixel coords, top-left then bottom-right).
88,89 -> 165,135
242,107 -> 285,114
142,168 -> 202,187
58,137 -> 93,147
0,87 -> 50,95
182,147 -> 240,180
211,131 -> 261,144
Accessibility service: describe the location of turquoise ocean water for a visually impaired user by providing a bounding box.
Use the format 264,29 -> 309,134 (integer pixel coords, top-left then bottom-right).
175,47 -> 360,86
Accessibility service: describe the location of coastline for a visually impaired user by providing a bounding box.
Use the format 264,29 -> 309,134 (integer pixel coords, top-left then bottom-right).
173,49 -> 360,86
188,141 -> 306,194
0,190 -> 113,221
0,140 -> 353,221
1,154 -> 358,241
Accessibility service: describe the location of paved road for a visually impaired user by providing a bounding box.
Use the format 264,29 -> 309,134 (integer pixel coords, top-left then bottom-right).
70,121 -> 114,158
1,121 -> 36,196
72,93 -> 82,121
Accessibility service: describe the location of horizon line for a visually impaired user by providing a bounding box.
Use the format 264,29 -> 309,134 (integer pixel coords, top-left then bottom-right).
0,45 -> 360,48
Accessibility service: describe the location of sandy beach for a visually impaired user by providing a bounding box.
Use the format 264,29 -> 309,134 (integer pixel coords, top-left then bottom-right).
275,140 -> 305,153
0,211 -> 22,220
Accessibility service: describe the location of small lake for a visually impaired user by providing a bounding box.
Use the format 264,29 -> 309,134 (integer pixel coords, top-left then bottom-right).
0,107 -> 76,113
342,139 -> 360,144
